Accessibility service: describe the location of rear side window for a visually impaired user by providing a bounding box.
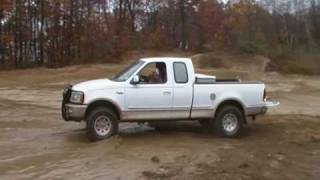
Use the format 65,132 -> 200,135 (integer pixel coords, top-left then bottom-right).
173,62 -> 188,83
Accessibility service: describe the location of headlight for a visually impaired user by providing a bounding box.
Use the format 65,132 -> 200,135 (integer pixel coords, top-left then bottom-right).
70,91 -> 84,104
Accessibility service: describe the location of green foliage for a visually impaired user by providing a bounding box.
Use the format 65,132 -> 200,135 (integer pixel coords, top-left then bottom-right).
239,40 -> 267,54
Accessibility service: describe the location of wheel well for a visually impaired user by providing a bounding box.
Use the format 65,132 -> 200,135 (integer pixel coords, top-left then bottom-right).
85,100 -> 120,121
215,100 -> 246,123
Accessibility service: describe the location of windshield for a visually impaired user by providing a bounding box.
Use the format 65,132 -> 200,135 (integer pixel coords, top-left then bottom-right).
112,60 -> 145,82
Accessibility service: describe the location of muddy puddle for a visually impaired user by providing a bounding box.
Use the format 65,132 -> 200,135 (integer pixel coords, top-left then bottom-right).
1,111 -> 319,179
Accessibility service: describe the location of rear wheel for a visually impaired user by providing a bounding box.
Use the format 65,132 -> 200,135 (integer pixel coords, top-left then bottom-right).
214,105 -> 244,138
86,107 -> 118,141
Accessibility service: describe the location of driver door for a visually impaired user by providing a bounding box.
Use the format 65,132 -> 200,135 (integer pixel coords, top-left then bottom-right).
124,62 -> 173,120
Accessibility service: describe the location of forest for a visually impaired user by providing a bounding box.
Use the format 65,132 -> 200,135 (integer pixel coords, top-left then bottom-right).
0,0 -> 319,72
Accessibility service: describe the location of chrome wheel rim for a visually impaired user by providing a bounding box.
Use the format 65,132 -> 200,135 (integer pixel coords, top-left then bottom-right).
94,115 -> 112,136
222,113 -> 239,134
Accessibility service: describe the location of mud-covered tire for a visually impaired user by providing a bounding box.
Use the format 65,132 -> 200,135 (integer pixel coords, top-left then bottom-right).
214,105 -> 244,138
86,107 -> 118,141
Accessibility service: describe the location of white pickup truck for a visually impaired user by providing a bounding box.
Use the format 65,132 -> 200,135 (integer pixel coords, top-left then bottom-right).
62,57 -> 279,141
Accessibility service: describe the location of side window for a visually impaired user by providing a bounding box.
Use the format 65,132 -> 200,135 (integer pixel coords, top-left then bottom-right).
173,62 -> 188,83
138,62 -> 167,84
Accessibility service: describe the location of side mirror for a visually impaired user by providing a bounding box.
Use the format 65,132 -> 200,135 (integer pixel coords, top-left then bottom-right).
131,75 -> 140,85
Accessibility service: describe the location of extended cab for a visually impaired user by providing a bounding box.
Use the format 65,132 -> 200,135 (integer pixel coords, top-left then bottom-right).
62,58 -> 279,141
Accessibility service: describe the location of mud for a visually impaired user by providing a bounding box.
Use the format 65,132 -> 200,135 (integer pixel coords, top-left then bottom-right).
0,54 -> 320,179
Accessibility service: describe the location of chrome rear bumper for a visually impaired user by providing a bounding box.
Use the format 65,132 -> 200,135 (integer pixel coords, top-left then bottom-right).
246,101 -> 280,116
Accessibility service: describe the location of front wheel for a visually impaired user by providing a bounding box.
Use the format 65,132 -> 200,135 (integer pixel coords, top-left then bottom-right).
214,105 -> 244,138
86,107 -> 118,141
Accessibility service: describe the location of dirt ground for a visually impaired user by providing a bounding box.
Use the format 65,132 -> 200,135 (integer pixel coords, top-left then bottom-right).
0,53 -> 319,180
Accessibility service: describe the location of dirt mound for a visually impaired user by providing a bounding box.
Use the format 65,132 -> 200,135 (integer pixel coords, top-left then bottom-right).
191,53 -> 225,68
265,53 -> 320,75
190,52 -> 271,73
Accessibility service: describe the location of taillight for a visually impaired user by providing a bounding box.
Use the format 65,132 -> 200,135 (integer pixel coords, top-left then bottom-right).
263,88 -> 267,101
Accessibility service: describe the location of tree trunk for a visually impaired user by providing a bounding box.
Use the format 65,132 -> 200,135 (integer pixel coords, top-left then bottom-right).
179,0 -> 187,50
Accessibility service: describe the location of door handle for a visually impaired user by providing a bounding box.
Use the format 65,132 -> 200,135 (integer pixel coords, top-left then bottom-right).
116,91 -> 124,95
163,91 -> 171,95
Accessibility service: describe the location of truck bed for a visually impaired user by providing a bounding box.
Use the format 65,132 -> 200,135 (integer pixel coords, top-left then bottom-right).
195,77 -> 262,84
191,80 -> 266,119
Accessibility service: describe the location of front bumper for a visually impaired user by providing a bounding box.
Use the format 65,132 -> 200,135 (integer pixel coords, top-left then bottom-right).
62,103 -> 88,122
246,100 -> 280,116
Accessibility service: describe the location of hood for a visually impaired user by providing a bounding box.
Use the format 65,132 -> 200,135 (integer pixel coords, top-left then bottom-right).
72,79 -> 123,92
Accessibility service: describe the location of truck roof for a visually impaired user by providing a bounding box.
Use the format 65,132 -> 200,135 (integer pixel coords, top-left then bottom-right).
140,57 -> 191,63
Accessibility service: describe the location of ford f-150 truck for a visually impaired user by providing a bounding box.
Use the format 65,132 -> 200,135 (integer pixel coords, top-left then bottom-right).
62,58 -> 279,141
